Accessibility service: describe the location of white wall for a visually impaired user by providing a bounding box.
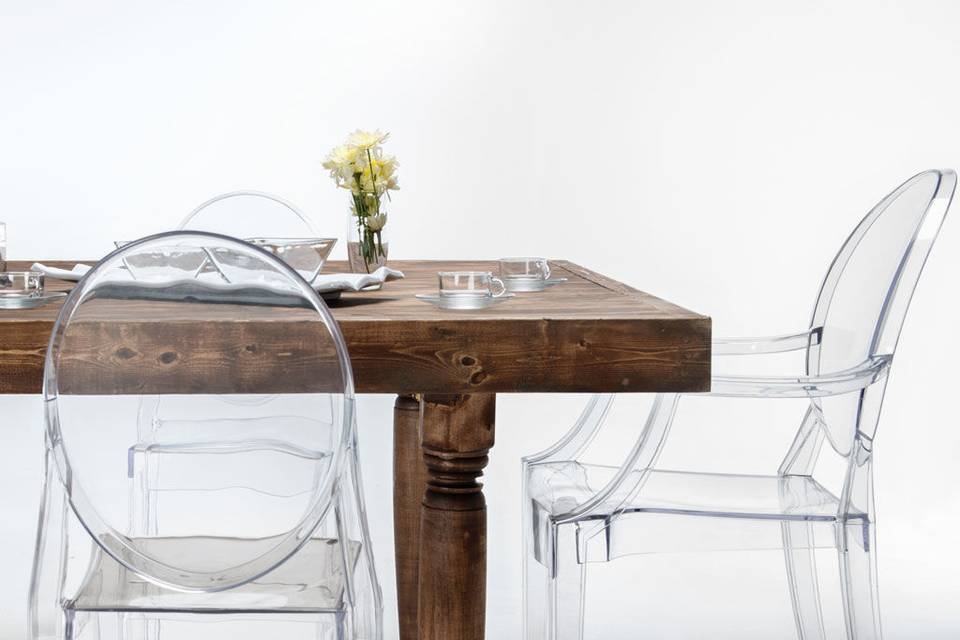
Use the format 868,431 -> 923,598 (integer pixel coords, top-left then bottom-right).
3,1 -> 960,637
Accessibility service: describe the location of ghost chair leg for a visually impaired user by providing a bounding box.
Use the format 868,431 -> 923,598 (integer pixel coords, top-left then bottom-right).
30,447 -> 70,640
545,524 -> 587,640
781,520 -> 827,640
838,519 -> 882,640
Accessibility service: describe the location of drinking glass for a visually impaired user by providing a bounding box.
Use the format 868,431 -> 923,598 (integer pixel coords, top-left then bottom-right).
438,271 -> 507,298
0,222 -> 6,270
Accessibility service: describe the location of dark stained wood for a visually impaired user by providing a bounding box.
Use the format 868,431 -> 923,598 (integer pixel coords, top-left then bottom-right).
0,260 -> 711,395
56,315 -> 344,395
394,394 -> 428,640
417,394 -> 495,640
1,258 -> 711,640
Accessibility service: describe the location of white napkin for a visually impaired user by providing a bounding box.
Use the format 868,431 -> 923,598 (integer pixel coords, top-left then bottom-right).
81,267 -> 406,309
30,261 -> 404,293
30,263 -> 91,281
312,266 -> 404,293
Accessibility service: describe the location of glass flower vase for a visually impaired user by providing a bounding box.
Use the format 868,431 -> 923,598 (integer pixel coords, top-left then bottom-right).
346,217 -> 389,274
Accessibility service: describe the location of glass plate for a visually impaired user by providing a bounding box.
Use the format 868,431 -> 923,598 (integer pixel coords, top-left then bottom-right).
0,291 -> 67,309
415,293 -> 515,310
503,276 -> 568,292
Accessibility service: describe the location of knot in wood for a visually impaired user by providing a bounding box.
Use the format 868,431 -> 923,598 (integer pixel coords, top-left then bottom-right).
469,369 -> 488,385
114,346 -> 138,360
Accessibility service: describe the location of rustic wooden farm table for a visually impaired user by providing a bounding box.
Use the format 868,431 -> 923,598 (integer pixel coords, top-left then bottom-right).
0,258 -> 711,640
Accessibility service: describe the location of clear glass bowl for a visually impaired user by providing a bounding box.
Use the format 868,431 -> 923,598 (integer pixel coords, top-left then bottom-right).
244,238 -> 337,284
113,243 -> 209,281
0,270 -> 43,298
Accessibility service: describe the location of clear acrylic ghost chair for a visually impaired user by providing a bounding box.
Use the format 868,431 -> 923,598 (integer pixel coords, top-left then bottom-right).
127,192 -> 325,536
523,169 -> 956,640
178,190 -> 321,237
30,231 -> 382,640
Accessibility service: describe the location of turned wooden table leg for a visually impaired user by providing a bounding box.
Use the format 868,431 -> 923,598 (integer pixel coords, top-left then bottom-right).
417,394 -> 496,640
394,394 -> 428,640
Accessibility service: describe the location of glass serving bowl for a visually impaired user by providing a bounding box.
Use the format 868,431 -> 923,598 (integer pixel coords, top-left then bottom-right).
243,237 -> 337,284
113,242 -> 209,281
0,271 -> 43,298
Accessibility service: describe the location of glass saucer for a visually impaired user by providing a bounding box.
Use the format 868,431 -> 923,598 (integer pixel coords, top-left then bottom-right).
415,292 -> 515,310
0,291 -> 67,309
503,276 -> 568,292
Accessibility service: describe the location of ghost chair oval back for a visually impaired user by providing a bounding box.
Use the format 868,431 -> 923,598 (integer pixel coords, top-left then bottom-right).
522,169 -> 956,640
29,231 -> 382,640
131,192 -> 330,540
178,190 -> 321,237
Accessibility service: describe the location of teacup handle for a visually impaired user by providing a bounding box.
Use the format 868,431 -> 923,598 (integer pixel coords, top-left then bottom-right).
490,276 -> 507,297
541,261 -> 551,280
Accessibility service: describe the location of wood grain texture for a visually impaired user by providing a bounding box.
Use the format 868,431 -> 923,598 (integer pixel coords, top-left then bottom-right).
417,394 -> 495,640
0,259 -> 711,394
55,316 -> 344,395
393,395 -> 427,640
1,259 -> 711,640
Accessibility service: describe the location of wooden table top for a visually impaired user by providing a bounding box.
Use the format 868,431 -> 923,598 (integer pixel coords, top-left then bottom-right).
0,259 -> 711,394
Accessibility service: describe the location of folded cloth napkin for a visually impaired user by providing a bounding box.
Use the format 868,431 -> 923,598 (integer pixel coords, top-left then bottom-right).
30,263 -> 91,281
91,268 -> 407,309
30,261 -> 404,293
312,266 -> 404,292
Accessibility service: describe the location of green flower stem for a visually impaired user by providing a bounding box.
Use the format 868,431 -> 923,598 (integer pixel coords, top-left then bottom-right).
349,162 -> 389,272
365,148 -> 381,211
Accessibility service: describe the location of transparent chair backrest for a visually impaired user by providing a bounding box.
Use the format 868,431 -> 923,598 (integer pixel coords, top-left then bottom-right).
179,191 -> 320,237
807,170 -> 956,451
43,231 -> 353,591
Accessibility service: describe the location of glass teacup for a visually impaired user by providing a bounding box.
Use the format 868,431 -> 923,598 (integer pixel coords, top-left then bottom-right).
0,271 -> 43,298
438,271 -> 507,299
499,257 -> 551,291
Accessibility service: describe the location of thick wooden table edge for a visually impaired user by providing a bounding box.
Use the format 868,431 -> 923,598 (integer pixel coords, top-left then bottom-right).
4,260 -> 711,640
0,259 -> 711,395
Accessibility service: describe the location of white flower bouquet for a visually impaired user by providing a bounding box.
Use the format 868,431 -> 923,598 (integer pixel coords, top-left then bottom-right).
323,130 -> 399,272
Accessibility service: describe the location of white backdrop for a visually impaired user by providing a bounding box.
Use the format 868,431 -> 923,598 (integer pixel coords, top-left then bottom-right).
2,1 -> 960,637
